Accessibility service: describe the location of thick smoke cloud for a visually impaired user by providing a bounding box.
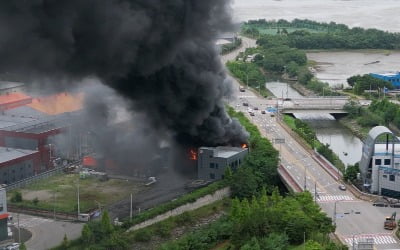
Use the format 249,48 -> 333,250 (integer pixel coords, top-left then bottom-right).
0,0 -> 248,147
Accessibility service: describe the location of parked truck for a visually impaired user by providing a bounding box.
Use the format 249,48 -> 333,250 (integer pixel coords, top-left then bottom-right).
384,212 -> 396,230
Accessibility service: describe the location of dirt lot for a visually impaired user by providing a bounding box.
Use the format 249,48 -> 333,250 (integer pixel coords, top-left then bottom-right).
7,173 -> 148,214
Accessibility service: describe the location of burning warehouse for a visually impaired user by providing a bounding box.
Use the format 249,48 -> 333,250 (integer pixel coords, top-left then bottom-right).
0,0 -> 250,182
197,146 -> 249,181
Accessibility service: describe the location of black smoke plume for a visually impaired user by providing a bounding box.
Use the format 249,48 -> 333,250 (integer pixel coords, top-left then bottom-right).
0,0 -> 248,147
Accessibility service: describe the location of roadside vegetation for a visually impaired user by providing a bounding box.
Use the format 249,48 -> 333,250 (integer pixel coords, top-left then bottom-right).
225,61 -> 269,97
220,38 -> 242,55
283,115 -> 345,173
344,98 -> 400,134
347,74 -> 394,95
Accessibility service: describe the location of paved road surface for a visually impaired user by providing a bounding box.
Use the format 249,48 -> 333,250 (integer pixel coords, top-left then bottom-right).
9,213 -> 83,250
222,38 -> 400,250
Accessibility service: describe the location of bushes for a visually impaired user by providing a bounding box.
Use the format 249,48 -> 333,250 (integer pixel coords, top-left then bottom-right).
160,217 -> 234,250
11,192 -> 22,203
133,229 -> 152,242
122,180 -> 227,228
227,107 -> 279,198
221,38 -> 242,55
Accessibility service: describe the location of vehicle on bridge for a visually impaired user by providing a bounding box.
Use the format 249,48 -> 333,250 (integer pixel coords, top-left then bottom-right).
384,212 -> 396,230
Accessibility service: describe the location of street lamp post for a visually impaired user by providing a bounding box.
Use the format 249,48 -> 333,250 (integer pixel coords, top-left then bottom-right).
333,200 -> 343,227
48,144 -> 52,167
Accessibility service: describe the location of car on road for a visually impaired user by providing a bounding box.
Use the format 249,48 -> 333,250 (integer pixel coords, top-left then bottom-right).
390,203 -> 400,208
254,107 -> 259,110
338,184 -> 346,191
373,201 -> 389,207
249,112 -> 255,116
243,102 -> 249,106
261,110 -> 266,114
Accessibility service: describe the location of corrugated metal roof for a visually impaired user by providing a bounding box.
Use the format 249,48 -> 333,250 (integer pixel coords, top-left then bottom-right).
200,146 -> 247,158
0,111 -> 82,134
0,115 -> 37,129
0,81 -> 24,91
368,126 -> 395,140
0,147 -> 38,164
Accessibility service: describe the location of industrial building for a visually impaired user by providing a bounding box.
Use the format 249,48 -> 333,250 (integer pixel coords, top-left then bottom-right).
0,81 -> 25,96
0,187 -> 8,241
197,146 -> 248,181
0,147 -> 39,184
370,72 -> 400,88
0,91 -> 86,184
359,126 -> 400,197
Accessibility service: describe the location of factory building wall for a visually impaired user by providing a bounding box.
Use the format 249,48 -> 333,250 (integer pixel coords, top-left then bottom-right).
4,136 -> 38,150
198,148 -> 248,181
371,155 -> 400,198
0,159 -> 35,184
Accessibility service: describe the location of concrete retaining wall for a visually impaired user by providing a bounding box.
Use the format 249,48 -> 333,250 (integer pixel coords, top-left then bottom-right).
128,187 -> 230,232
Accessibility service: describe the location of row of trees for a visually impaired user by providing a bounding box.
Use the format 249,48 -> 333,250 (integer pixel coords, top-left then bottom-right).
347,74 -> 394,95
221,38 -> 242,55
344,99 -> 400,131
244,19 -> 400,49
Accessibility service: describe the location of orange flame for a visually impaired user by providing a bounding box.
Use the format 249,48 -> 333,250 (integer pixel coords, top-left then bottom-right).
189,149 -> 198,160
242,144 -> 248,148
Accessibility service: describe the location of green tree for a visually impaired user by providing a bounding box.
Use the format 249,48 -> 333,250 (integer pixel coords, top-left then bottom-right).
230,167 -> 261,199
240,237 -> 260,250
19,242 -> 27,250
100,211 -> 113,235
11,192 -> 22,203
345,163 -> 360,182
81,224 -> 93,244
305,240 -> 323,250
61,234 -> 69,248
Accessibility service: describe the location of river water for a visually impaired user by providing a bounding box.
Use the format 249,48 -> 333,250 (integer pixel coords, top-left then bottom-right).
266,82 -> 363,165
232,0 -> 400,32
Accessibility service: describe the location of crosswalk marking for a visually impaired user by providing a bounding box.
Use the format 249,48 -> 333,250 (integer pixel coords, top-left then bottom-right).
317,195 -> 354,202
238,95 -> 256,98
343,234 -> 397,246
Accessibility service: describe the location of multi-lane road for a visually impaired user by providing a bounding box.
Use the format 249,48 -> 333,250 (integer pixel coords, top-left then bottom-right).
222,37 -> 400,249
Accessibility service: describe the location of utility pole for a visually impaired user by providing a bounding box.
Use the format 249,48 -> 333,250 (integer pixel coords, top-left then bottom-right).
130,193 -> 133,221
314,181 -> 317,203
17,213 -> 20,244
53,190 -> 56,220
304,166 -> 307,191
77,175 -> 80,218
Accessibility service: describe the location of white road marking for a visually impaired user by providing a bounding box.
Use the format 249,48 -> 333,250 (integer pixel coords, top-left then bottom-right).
343,234 -> 398,246
317,195 -> 354,202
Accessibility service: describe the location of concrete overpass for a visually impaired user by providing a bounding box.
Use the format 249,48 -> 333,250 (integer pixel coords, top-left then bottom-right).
279,96 -> 349,114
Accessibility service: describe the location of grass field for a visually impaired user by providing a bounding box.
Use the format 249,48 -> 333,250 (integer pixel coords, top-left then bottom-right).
7,173 -> 147,213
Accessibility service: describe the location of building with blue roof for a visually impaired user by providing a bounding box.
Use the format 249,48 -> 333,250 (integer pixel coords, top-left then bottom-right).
370,72 -> 400,89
